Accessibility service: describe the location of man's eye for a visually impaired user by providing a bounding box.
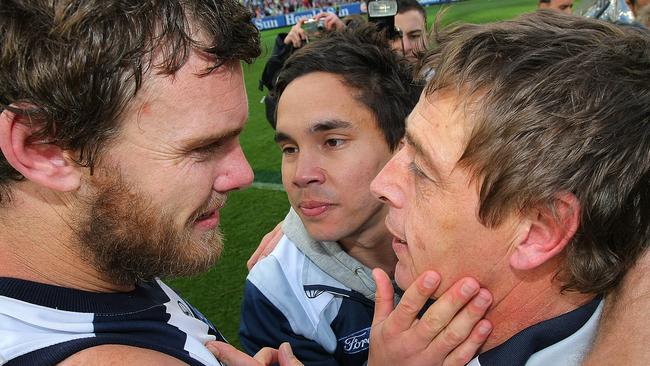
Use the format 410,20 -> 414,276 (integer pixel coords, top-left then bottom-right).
281,145 -> 298,154
325,139 -> 344,148
409,161 -> 428,179
191,143 -> 222,161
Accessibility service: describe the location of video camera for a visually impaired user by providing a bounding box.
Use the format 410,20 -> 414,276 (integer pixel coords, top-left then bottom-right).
366,0 -> 401,40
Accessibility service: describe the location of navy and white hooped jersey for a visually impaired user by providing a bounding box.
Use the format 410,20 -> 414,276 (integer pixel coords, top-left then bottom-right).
240,236 -> 374,366
0,277 -> 226,366
469,297 -> 604,366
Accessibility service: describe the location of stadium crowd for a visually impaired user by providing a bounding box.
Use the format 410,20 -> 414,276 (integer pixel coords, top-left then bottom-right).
242,0 -> 357,18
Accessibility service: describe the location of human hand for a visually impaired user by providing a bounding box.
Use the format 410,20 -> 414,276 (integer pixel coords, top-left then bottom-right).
284,20 -> 308,48
206,342 -> 303,366
247,221 -> 284,271
314,12 -> 345,31
368,269 -> 493,366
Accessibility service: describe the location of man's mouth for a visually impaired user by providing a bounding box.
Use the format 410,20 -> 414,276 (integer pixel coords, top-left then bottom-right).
196,209 -> 217,221
299,200 -> 332,217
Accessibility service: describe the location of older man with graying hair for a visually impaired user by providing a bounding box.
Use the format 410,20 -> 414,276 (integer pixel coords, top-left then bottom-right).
370,10 -> 650,366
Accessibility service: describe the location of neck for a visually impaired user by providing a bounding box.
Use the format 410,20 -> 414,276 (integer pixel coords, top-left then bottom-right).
338,209 -> 396,276
480,263 -> 595,351
0,184 -> 133,293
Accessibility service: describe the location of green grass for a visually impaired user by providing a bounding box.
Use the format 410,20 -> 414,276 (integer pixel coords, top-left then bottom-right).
168,0 -> 539,350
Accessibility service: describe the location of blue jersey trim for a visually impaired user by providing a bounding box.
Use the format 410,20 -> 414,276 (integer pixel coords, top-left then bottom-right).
0,277 -> 169,313
478,296 -> 602,366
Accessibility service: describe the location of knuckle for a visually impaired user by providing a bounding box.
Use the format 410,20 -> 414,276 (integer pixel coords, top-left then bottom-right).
397,299 -> 421,315
442,328 -> 466,346
421,312 -> 446,333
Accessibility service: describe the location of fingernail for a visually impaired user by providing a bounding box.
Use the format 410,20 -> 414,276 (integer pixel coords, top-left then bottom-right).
472,290 -> 491,307
423,272 -> 438,289
461,280 -> 478,297
205,343 -> 220,357
478,322 -> 492,336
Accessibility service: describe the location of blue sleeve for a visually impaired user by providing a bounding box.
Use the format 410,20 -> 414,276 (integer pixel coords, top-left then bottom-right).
239,280 -> 339,366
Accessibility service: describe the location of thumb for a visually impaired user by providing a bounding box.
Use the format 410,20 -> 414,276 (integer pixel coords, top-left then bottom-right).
278,343 -> 303,365
206,341 -> 258,366
372,268 -> 395,326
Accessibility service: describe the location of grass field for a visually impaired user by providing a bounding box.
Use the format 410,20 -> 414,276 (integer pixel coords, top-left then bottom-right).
168,0 -> 541,349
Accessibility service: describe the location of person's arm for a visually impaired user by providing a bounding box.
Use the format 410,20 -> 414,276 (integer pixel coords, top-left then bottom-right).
583,249 -> 650,365
58,345 -> 191,366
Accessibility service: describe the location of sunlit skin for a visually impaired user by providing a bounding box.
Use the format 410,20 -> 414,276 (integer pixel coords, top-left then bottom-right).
105,55 -> 254,242
392,9 -> 428,61
275,72 -> 396,273
370,90 -> 523,296
538,0 -> 573,14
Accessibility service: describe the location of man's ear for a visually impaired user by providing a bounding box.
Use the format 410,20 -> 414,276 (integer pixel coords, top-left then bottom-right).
510,192 -> 580,270
0,107 -> 82,192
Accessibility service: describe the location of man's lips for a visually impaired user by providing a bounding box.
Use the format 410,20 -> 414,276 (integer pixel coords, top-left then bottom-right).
385,220 -> 408,250
194,209 -> 220,230
298,200 -> 332,217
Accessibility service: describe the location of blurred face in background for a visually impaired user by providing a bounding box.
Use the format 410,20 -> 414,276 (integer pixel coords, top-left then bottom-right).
626,0 -> 650,16
392,9 -> 428,61
538,0 -> 573,14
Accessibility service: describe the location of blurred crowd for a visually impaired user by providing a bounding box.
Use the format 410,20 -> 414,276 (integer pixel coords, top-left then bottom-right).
242,0 -> 357,17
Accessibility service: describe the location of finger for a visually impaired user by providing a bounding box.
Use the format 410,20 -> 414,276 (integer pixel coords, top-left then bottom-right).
324,18 -> 335,30
278,343 -> 303,365
426,288 -> 492,357
371,268 -> 395,326
253,347 -> 280,365
205,341 -> 259,366
386,270 -> 441,333
413,277 -> 480,344
441,319 -> 492,366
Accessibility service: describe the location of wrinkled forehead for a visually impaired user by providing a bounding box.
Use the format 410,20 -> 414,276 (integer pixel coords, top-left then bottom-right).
406,89 -> 476,166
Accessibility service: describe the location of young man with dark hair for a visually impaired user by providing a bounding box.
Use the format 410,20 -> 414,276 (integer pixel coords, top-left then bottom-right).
240,23 -> 491,366
370,10 -> 650,365
0,1 -> 265,364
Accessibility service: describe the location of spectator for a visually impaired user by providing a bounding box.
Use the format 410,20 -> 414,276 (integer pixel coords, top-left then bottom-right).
393,0 -> 429,61
538,0 -> 574,14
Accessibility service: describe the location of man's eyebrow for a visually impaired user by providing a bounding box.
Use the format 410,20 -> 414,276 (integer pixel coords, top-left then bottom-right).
274,131 -> 292,143
405,130 -> 426,159
309,119 -> 352,133
181,127 -> 243,148
405,129 -> 443,179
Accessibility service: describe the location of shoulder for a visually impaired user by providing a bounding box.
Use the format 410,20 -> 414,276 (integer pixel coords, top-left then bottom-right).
58,345 -> 189,366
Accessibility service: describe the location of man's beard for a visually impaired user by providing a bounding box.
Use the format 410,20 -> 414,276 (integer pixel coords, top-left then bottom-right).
74,170 -> 225,286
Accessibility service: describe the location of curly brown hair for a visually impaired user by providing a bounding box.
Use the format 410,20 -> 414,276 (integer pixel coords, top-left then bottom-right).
0,0 -> 260,203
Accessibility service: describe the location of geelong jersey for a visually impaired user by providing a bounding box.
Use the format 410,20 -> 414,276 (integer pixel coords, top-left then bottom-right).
0,277 -> 226,366
240,236 -> 375,366
469,297 -> 603,366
